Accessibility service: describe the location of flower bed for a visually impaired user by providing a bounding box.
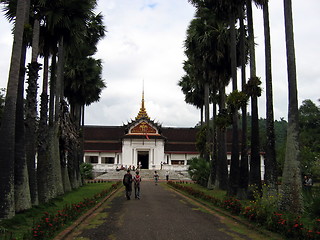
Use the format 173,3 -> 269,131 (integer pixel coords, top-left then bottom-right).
167,181 -> 320,240
26,182 -> 121,240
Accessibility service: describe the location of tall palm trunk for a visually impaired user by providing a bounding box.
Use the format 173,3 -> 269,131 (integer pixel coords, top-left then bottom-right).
37,51 -> 49,203
205,82 -> 210,154
246,0 -> 261,192
52,37 -> 66,195
25,19 -> 41,206
15,42 -> 31,213
263,2 -> 277,190
279,0 -> 303,213
204,82 -> 212,188
200,106 -> 204,126
238,6 -> 249,199
228,12 -> 240,196
216,83 -> 228,190
70,103 -> 83,188
49,53 -> 57,126
0,0 -> 29,219
210,99 -> 217,188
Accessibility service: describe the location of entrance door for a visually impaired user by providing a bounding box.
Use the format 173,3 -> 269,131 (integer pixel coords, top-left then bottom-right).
138,151 -> 149,169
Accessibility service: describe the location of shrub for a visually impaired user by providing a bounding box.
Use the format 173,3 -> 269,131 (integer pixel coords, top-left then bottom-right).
187,157 -> 210,187
223,197 -> 242,215
80,162 -> 94,180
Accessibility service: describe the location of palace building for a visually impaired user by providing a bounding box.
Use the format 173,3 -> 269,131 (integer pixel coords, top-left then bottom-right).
82,92 -> 265,178
83,92 -> 199,172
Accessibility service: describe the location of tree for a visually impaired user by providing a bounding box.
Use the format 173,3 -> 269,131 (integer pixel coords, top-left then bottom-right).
238,3 -> 249,199
1,0 -> 33,213
279,0 -> 303,213
246,0 -> 262,193
258,0 -> 278,190
299,99 -> 320,178
25,3 -> 42,206
179,61 -> 205,124
0,0 -> 30,219
36,0 -> 100,202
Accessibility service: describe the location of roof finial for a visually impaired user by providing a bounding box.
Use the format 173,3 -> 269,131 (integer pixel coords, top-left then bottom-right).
135,80 -> 150,120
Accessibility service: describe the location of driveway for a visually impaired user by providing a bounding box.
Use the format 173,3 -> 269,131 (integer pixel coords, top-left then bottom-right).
60,181 -> 281,240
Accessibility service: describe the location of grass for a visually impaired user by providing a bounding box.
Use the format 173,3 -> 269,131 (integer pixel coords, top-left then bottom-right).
0,181 -> 119,239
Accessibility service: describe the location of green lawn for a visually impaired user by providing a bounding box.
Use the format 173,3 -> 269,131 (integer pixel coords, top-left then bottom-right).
0,181 -> 120,239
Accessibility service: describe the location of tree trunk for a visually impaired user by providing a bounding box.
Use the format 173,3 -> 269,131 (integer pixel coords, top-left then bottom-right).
15,43 -> 32,213
204,81 -> 210,160
228,12 -> 240,196
210,101 -> 217,188
247,0 -> 261,193
25,61 -> 41,206
49,54 -> 56,126
263,2 -> 277,190
216,84 -> 228,190
279,0 -> 303,213
0,0 -> 28,219
25,19 -> 41,206
37,124 -> 64,203
200,106 -> 204,126
52,37 -> 66,196
238,6 -> 249,199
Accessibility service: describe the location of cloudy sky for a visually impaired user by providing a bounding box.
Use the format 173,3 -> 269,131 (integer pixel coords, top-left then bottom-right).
0,0 -> 319,127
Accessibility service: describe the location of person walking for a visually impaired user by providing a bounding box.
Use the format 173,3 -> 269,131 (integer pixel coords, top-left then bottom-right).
123,169 -> 133,200
154,171 -> 159,185
165,171 -> 169,181
133,171 -> 142,199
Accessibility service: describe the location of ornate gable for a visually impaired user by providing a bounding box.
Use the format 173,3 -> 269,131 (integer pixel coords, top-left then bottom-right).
124,91 -> 163,139
131,121 -> 157,134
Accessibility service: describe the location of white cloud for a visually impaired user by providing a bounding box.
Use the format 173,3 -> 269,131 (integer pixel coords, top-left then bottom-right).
0,0 -> 319,128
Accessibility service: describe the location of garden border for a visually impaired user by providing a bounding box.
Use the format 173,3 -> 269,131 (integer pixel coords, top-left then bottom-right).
53,184 -> 123,240
165,182 -> 283,240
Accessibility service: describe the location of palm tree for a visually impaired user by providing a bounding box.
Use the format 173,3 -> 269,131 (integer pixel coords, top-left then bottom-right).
238,4 -> 249,199
179,61 -> 205,124
25,7 -> 42,206
64,56 -> 105,188
260,0 -> 277,190
0,0 -> 30,219
279,0 -> 303,213
14,0 -> 37,210
1,0 -> 34,212
36,0 -> 99,202
246,0 -> 262,193
216,83 -> 230,190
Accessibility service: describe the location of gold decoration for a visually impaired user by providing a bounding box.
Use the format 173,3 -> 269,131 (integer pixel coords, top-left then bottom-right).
135,91 -> 150,120
131,121 -> 156,134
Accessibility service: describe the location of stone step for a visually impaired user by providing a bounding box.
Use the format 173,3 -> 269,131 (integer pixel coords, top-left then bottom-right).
95,169 -> 191,181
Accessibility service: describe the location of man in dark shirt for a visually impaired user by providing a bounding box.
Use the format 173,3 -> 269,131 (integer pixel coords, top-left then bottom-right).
123,169 -> 133,200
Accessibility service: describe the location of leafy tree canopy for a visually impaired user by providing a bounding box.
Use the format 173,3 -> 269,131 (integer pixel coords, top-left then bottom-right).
299,99 -> 320,178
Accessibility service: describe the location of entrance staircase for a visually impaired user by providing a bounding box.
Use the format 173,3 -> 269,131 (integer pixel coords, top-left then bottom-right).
95,169 -> 192,181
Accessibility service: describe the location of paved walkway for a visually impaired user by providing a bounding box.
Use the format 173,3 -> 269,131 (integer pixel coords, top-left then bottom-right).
58,181 -> 280,240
